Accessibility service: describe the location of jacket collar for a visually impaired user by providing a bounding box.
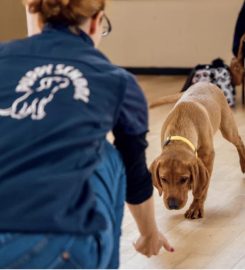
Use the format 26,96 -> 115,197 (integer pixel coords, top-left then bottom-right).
43,23 -> 94,47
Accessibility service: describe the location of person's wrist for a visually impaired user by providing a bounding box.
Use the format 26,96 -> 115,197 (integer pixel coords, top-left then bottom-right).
140,224 -> 159,238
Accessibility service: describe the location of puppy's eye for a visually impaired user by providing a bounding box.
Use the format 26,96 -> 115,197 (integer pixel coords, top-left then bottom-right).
160,177 -> 168,184
179,177 -> 189,184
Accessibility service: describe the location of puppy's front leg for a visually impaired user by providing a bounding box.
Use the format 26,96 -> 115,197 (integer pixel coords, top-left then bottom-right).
185,156 -> 211,219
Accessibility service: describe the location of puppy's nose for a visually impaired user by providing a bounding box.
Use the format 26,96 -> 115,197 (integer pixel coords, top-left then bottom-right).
168,197 -> 179,209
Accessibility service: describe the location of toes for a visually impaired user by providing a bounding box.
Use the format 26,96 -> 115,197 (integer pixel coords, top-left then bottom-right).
198,208 -> 204,218
185,207 -> 203,219
184,211 -> 190,219
185,209 -> 194,219
192,210 -> 199,219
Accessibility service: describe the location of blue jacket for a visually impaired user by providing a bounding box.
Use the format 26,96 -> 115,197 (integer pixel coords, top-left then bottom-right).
0,25 -> 152,234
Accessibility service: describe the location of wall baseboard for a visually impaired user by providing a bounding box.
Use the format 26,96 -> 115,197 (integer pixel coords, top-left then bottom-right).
124,67 -> 192,76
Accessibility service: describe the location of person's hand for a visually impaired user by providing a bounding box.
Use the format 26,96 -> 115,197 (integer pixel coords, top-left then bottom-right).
133,230 -> 174,257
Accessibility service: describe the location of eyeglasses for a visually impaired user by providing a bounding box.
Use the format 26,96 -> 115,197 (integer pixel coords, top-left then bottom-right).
102,15 -> 112,37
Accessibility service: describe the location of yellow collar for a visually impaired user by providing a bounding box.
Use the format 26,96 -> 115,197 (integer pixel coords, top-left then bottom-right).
163,135 -> 198,158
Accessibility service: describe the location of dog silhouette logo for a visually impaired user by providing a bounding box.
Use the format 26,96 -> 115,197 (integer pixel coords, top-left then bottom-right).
0,64 -> 90,120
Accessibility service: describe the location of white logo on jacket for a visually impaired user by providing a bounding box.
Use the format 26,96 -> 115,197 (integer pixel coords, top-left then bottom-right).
0,64 -> 90,120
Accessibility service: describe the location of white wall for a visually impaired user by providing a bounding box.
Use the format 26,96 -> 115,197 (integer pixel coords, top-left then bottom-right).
100,0 -> 244,67
0,0 -> 243,68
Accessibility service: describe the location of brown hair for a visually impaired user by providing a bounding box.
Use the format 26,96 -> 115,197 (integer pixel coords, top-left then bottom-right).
24,0 -> 106,25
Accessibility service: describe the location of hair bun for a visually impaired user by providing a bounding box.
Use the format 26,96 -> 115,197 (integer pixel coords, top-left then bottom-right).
28,0 -> 70,17
25,0 -> 105,25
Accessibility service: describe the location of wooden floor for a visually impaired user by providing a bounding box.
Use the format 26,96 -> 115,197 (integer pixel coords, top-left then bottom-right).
120,76 -> 245,269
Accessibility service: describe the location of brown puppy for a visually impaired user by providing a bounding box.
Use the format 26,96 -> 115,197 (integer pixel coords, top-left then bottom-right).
150,82 -> 245,219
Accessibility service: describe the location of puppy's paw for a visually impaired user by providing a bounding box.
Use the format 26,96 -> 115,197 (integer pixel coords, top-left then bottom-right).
185,205 -> 204,219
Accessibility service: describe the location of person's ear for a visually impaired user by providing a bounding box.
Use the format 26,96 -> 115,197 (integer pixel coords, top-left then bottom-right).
25,6 -> 43,36
89,11 -> 104,36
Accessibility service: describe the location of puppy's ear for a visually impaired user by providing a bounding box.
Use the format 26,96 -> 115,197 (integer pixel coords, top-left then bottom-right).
190,158 -> 210,199
150,158 -> 162,196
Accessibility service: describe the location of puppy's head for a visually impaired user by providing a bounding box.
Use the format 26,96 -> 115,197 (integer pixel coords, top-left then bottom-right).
150,147 -> 208,210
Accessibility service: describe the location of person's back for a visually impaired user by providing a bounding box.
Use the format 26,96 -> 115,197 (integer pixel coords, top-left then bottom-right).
0,25 -> 127,234
0,0 -> 174,268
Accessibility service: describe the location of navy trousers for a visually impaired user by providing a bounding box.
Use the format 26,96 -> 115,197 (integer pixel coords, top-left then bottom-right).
0,142 -> 126,269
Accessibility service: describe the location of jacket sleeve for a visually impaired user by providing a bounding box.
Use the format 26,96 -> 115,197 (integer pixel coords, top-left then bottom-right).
232,0 -> 245,56
113,72 -> 153,204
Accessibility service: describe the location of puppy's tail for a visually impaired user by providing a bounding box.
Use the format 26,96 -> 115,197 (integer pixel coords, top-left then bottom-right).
149,92 -> 183,108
